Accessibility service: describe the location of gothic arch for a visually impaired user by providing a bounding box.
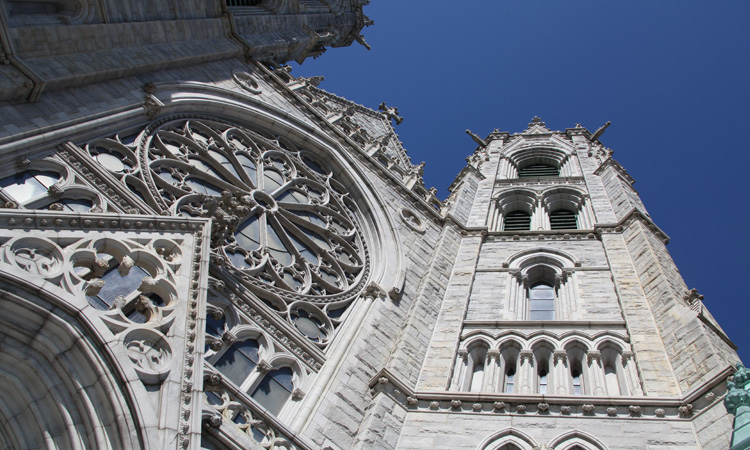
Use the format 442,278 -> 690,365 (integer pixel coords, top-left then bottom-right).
0,275 -> 143,449
549,430 -> 608,450
477,428 -> 537,450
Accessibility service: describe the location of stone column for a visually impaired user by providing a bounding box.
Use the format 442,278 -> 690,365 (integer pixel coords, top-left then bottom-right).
587,350 -> 606,396
485,349 -> 500,392
518,350 -> 535,394
621,351 -> 643,396
553,350 -> 569,395
451,348 -> 469,391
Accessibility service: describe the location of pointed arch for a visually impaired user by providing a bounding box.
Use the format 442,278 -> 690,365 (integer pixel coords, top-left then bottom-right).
549,430 -> 608,450
477,428 -> 537,450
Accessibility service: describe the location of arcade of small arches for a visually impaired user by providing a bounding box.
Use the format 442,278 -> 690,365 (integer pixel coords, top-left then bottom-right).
452,334 -> 642,398
479,428 -> 608,450
488,187 -> 594,233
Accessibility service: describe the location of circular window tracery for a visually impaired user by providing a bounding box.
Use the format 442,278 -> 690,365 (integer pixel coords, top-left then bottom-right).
140,119 -> 368,300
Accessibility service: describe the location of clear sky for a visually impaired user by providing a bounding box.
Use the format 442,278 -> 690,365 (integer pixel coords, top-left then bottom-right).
292,1 -> 750,363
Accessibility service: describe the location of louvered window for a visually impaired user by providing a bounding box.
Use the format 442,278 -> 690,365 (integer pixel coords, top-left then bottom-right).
549,209 -> 577,230
518,164 -> 559,178
503,210 -> 531,231
226,0 -> 262,6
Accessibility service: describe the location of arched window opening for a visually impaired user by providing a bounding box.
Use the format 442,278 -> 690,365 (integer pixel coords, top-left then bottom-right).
505,366 -> 516,393
518,163 -> 559,178
251,367 -> 294,416
604,364 -> 620,395
528,282 -> 555,320
549,209 -> 577,230
470,360 -> 485,393
503,210 -> 531,231
213,339 -> 260,387
538,368 -> 549,395
571,368 -> 583,395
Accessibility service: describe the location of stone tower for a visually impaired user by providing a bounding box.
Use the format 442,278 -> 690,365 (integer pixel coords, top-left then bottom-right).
0,2 -> 741,449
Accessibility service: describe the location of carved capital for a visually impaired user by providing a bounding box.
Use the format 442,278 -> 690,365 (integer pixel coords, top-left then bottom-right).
587,350 -> 602,365
457,348 -> 469,360
256,360 -> 273,374
292,388 -> 305,400
487,349 -> 501,361
553,350 -> 567,364
621,350 -> 634,364
520,349 -> 534,363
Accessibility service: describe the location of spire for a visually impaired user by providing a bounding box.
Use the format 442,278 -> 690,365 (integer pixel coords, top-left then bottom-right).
725,363 -> 750,450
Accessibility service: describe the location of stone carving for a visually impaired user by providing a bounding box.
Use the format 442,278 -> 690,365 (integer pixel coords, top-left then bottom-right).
629,405 -> 642,416
560,405 -> 571,415
429,401 -> 440,410
399,208 -> 426,232
606,407 -> 618,416
143,94 -> 163,119
139,119 -> 368,301
472,403 -> 482,412
581,404 -> 595,414
655,408 -> 666,417
232,70 -> 262,94
123,329 -> 172,383
679,404 -> 693,416
516,404 -> 527,413
10,244 -> 62,277
378,102 -> 403,125
203,384 -> 299,449
493,401 -> 506,411
537,402 -> 549,412
450,400 -> 462,409
407,396 -> 418,406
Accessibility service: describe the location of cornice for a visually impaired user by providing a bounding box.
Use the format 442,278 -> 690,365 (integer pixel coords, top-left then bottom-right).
593,156 -> 635,185
594,208 -> 670,244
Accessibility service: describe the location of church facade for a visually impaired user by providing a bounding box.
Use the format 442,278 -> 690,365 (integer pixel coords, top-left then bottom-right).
0,1 -> 741,449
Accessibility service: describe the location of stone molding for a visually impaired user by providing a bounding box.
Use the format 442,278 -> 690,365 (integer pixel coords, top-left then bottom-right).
368,367 -> 731,421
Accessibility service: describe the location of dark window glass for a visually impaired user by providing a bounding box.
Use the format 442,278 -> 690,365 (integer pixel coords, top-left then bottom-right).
251,367 -> 294,415
86,264 -> 148,310
0,170 -> 59,204
214,339 -> 260,387
529,283 -> 555,320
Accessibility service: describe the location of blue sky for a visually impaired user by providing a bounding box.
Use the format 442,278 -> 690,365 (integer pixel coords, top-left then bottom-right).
292,1 -> 750,363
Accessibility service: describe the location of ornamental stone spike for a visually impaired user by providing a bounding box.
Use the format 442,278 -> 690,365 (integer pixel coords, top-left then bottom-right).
725,363 -> 750,450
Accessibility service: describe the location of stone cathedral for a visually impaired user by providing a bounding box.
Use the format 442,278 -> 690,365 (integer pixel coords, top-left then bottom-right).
0,1 -> 745,450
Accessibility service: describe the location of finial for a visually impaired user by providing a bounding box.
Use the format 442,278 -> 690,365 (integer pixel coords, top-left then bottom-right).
378,102 -> 403,125
529,116 -> 546,127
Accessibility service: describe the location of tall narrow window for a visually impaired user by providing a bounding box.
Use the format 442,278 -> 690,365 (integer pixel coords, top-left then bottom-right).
251,367 -> 294,416
213,339 -> 260,387
549,209 -> 577,230
505,367 -> 515,393
604,364 -> 621,395
528,283 -> 555,320
571,369 -> 582,395
538,369 -> 548,395
503,210 -> 531,231
469,360 -> 485,392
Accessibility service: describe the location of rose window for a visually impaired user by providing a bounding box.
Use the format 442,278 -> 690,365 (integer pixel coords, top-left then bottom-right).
142,119 -> 367,299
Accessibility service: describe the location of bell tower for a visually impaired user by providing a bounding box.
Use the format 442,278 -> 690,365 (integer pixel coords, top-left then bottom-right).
405,117 -> 738,449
